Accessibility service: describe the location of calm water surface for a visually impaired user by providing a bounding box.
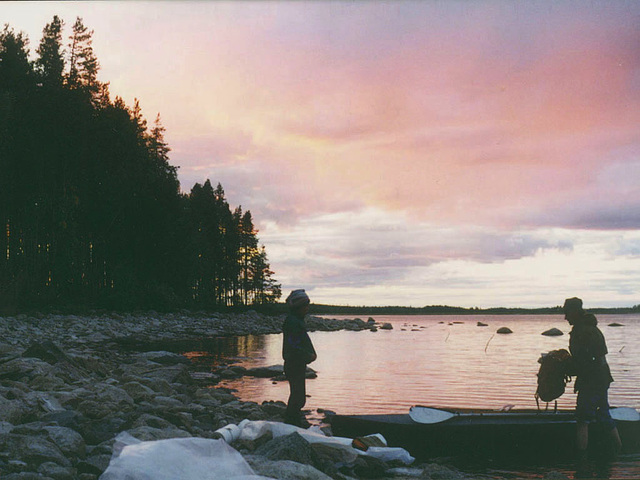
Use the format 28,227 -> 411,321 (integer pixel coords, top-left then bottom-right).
182,314 -> 640,479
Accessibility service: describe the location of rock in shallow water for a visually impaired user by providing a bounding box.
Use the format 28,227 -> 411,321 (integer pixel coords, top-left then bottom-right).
541,328 -> 563,336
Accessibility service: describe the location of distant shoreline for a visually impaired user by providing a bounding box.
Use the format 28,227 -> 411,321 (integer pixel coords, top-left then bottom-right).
309,304 -> 640,316
3,303 -> 639,317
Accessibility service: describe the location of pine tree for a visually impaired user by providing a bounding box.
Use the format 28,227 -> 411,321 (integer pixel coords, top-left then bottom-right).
238,209 -> 259,304
35,16 -> 65,88
67,17 -> 100,94
252,246 -> 281,304
0,25 -> 34,92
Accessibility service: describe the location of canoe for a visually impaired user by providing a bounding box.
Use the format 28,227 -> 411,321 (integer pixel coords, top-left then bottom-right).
330,406 -> 640,461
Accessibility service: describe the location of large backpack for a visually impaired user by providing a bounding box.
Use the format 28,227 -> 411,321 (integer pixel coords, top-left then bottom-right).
535,348 -> 573,409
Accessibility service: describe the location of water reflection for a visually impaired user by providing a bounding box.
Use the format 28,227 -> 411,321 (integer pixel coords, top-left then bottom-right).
177,315 -> 640,416
181,335 -> 271,368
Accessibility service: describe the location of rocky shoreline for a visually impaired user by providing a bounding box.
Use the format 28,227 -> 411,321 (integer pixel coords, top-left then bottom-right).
0,311 -> 538,480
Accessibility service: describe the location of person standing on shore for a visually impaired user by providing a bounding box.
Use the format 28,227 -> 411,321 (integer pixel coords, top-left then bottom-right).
563,297 -> 622,475
282,289 -> 317,427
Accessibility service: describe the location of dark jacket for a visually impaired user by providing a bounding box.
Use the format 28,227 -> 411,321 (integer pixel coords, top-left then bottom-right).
282,313 -> 316,364
568,313 -> 613,392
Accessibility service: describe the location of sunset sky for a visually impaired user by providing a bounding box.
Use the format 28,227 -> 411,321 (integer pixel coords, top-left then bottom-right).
4,1 -> 640,308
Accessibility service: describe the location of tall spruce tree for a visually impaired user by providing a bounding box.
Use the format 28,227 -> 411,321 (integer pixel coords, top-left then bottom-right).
35,16 -> 65,88
67,17 -> 99,94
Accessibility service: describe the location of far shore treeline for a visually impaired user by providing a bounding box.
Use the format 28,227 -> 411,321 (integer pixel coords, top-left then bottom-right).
307,304 -> 640,316
0,16 -> 282,312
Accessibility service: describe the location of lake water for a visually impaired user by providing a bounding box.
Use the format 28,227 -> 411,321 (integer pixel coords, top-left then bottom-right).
181,314 -> 640,479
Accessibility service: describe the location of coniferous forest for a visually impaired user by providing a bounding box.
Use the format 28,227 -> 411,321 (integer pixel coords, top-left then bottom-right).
0,17 -> 282,311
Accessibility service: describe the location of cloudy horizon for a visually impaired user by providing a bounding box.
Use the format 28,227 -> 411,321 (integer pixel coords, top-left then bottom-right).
4,1 -> 640,308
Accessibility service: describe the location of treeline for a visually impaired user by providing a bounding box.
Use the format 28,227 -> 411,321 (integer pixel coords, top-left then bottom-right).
309,304 -> 640,316
0,17 -> 281,311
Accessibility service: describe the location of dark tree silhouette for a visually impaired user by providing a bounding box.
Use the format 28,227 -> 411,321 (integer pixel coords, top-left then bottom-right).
67,16 -> 99,94
35,16 -> 65,89
0,16 -> 281,311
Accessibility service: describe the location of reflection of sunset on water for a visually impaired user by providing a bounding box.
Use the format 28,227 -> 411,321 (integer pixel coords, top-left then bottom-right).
179,335 -> 271,368
186,315 -> 640,417
182,351 -> 209,360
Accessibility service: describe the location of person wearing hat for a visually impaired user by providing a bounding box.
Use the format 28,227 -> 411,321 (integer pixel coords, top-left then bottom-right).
282,289 -> 317,427
563,297 -> 621,474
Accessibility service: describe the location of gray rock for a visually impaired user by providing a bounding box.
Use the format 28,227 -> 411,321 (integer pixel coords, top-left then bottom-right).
76,454 -> 111,475
93,383 -> 135,408
123,425 -> 191,441
0,357 -> 52,382
77,400 -> 111,420
75,415 -> 129,445
311,441 -> 358,465
152,395 -> 185,408
141,364 -> 192,385
130,413 -> 175,430
27,392 -> 65,414
40,410 -> 84,431
139,378 -> 175,396
78,475 -> 98,480
260,400 -> 287,416
246,456 -> 334,480
138,351 -> 191,365
120,381 -> 155,402
246,365 -> 285,378
22,340 -> 69,364
0,420 -> 14,434
43,426 -> 86,459
496,327 -> 513,334
28,374 -> 67,391
352,454 -> 387,478
254,432 -> 319,467
380,323 -> 393,330
542,328 -> 564,336
4,474 -> 56,480
6,458 -> 28,473
0,396 -> 28,423
37,461 -> 76,480
0,434 -> 71,467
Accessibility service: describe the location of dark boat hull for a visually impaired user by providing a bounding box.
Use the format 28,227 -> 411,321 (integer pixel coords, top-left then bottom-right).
330,409 -> 640,461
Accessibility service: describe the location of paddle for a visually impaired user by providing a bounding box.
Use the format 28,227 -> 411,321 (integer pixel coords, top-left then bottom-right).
409,405 -> 640,424
610,407 -> 640,422
409,406 -> 457,424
